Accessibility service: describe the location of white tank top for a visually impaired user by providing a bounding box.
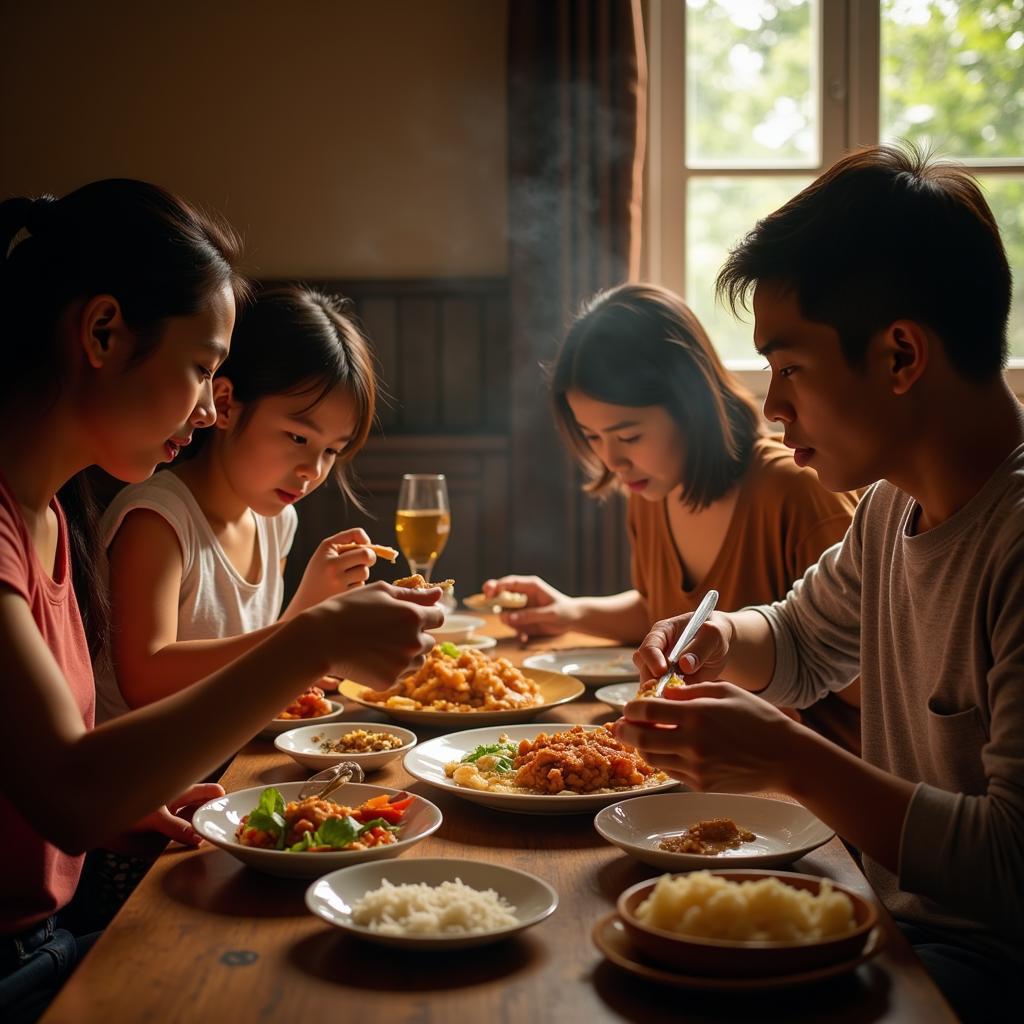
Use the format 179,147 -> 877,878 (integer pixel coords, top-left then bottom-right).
94,470 -> 297,722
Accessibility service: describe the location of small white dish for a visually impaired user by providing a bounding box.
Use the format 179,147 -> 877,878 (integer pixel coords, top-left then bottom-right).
258,699 -> 346,739
427,614 -> 485,644
404,724 -> 677,814
454,634 -> 497,652
593,792 -> 835,870
594,682 -> 641,711
274,722 -> 418,772
193,782 -> 442,879
305,857 -> 558,949
522,647 -> 639,686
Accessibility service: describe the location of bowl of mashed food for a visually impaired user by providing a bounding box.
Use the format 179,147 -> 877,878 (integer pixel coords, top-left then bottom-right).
616,869 -> 878,976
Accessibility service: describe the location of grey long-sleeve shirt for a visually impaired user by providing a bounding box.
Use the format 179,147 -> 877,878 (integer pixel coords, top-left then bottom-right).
757,444 -> 1024,961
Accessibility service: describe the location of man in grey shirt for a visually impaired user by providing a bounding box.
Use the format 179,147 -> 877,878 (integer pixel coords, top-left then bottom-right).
616,144 -> 1023,1023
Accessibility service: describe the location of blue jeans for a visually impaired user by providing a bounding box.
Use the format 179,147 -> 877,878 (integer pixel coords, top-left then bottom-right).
898,920 -> 1022,1024
0,916 -> 100,1024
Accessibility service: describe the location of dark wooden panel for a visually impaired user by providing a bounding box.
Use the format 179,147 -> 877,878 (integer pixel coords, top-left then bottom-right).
398,298 -> 440,429
357,297 -> 399,431
439,298 -> 483,430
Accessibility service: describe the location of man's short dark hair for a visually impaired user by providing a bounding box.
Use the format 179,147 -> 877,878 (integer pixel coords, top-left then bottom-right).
716,143 -> 1012,379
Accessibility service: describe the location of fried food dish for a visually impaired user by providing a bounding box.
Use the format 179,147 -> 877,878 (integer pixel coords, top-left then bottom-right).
394,573 -> 455,591
446,725 -> 667,795
333,541 -> 399,562
658,817 -> 756,854
362,645 -> 540,712
276,685 -> 333,720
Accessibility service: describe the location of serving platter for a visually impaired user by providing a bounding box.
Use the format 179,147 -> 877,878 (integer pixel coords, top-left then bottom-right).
339,669 -> 583,727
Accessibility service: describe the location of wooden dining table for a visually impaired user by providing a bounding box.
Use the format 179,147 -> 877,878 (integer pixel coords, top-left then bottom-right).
41,618 -> 956,1023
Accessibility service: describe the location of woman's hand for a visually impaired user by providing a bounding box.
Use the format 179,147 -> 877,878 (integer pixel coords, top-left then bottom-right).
633,610 -> 736,685
482,575 -> 580,638
290,528 -> 378,613
128,782 -> 226,847
311,581 -> 445,690
612,682 -> 799,792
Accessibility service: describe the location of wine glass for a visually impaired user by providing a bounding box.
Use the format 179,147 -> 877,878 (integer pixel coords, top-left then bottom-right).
395,474 -> 451,586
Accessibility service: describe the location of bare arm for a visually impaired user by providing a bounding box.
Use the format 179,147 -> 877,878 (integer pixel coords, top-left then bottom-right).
484,575 -> 651,642
108,509 -> 282,705
0,581 -> 444,854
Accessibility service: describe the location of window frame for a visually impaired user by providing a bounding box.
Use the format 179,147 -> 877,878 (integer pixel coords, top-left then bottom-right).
644,0 -> 1024,401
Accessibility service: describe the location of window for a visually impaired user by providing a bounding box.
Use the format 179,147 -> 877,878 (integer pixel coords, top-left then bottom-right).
646,0 -> 1024,394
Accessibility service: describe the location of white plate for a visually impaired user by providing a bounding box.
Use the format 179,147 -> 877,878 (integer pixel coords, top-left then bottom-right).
453,634 -> 497,652
274,722 -> 418,772
306,857 -> 558,949
427,614 -> 485,644
593,793 -> 835,870
193,782 -> 442,878
259,700 -> 346,739
594,682 -> 641,711
521,647 -> 639,686
403,724 -> 678,814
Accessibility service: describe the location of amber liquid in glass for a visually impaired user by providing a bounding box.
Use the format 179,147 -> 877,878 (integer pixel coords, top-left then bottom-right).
395,509 -> 451,565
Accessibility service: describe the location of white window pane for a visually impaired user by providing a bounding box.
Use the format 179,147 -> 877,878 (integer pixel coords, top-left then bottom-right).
685,175 -> 811,362
881,0 -> 1024,159
686,0 -> 819,167
976,175 -> 1024,358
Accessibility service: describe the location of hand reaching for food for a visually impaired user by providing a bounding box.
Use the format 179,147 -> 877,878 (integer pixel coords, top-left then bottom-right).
482,575 -> 580,637
289,529 -> 398,614
309,580 -> 445,690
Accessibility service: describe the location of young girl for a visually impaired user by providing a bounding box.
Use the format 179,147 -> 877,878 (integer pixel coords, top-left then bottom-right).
0,180 -> 441,1023
97,285 -> 386,719
485,282 -> 860,750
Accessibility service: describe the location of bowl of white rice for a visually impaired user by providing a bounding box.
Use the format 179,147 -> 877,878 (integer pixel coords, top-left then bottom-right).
617,869 -> 878,976
305,857 -> 559,949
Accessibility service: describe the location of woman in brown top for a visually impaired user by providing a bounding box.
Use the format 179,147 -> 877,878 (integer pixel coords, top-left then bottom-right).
485,283 -> 860,751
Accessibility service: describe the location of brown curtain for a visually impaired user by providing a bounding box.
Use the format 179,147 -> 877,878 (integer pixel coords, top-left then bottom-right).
507,0 -> 647,593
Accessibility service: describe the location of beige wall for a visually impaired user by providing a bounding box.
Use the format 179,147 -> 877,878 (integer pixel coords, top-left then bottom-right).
0,0 -> 508,278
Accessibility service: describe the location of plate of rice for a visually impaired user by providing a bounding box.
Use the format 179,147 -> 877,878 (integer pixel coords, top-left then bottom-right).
305,857 -> 558,949
339,644 -> 583,726
404,723 -> 678,814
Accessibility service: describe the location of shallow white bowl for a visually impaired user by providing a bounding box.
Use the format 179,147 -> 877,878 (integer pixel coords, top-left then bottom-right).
427,614 -> 485,644
258,699 -> 346,739
193,782 -> 442,879
594,792 -> 835,870
274,722 -> 418,772
404,724 -> 678,814
522,647 -> 639,686
594,682 -> 641,711
305,857 -> 558,949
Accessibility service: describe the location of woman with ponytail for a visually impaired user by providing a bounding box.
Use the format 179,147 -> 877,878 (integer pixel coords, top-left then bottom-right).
0,181 -> 442,1023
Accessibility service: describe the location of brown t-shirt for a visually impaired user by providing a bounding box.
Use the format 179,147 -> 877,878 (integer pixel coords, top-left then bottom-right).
628,436 -> 860,752
0,473 -> 95,934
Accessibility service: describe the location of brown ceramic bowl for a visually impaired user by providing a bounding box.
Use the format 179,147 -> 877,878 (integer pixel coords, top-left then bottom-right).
616,869 -> 878,978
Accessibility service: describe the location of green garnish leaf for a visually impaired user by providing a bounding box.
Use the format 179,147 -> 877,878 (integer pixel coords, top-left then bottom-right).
357,817 -> 400,835
245,787 -> 288,849
460,742 -> 518,773
314,815 -> 363,849
440,641 -> 460,658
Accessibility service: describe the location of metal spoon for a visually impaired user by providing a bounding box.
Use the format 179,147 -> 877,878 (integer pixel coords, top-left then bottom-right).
652,589 -> 719,697
298,761 -> 365,801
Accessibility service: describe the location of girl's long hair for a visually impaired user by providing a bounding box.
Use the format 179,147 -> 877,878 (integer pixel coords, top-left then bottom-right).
0,179 -> 248,655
